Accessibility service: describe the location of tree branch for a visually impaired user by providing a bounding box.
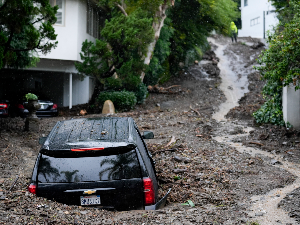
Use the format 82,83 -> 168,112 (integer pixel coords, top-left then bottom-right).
0,0 -> 8,12
115,2 -> 127,16
9,39 -> 41,52
3,29 -> 14,56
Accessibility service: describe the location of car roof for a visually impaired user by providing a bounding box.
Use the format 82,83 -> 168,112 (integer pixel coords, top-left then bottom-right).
42,117 -> 138,151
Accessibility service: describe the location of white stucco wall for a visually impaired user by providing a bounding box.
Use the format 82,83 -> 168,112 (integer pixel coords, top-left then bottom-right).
239,0 -> 278,38
63,74 -> 95,107
283,85 -> 300,129
26,0 -> 98,108
40,0 -> 96,61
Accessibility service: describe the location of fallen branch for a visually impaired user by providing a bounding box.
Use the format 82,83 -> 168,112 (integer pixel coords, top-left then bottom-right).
147,85 -> 181,93
165,136 -> 176,148
164,85 -> 181,90
190,105 -> 201,116
248,141 -> 264,146
9,175 -> 19,191
153,148 -> 178,155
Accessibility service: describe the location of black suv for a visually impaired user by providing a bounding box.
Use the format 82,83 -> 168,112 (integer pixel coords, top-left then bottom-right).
28,117 -> 170,210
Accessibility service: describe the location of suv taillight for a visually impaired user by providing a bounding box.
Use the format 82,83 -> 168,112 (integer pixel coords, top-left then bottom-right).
0,103 -> 8,109
143,178 -> 155,205
71,147 -> 105,152
52,104 -> 58,109
18,104 -> 24,109
28,184 -> 36,194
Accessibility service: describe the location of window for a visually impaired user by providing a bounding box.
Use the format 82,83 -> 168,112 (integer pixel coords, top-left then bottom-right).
38,150 -> 141,182
244,0 -> 248,6
50,0 -> 65,25
250,17 -> 260,26
87,3 -> 100,39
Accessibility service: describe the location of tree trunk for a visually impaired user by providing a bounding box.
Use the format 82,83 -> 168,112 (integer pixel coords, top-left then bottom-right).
141,0 -> 175,81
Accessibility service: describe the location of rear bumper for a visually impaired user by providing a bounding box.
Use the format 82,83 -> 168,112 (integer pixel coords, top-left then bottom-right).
145,188 -> 171,210
36,110 -> 58,117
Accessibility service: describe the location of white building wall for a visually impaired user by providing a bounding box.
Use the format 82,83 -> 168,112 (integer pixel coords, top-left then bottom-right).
28,0 -> 99,108
63,74 -> 95,107
283,85 -> 300,129
239,0 -> 278,38
40,0 -> 96,61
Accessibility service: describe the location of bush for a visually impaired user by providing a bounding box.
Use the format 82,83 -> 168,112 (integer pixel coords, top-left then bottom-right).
97,91 -> 137,112
133,83 -> 148,104
105,77 -> 123,91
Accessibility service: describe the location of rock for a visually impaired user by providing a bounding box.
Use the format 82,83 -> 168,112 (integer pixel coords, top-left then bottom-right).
173,169 -> 188,173
251,41 -> 265,49
102,100 -> 115,114
80,210 -> 88,215
255,212 -> 265,216
174,156 -> 183,162
79,109 -> 87,116
160,101 -> 176,111
195,60 -> 199,64
183,157 -> 192,163
270,159 -> 282,165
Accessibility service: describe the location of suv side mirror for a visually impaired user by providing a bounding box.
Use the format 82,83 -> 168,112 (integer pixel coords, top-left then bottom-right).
142,131 -> 154,139
39,136 -> 47,145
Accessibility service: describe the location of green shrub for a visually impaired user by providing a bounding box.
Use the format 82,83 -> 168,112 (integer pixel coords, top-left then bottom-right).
105,77 -> 123,91
133,83 -> 148,104
25,93 -> 38,101
97,91 -> 137,112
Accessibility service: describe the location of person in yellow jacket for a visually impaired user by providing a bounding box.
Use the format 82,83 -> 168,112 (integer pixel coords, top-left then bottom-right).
230,22 -> 238,43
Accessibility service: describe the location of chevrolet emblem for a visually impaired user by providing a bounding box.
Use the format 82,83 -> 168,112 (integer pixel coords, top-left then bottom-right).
84,190 -> 96,195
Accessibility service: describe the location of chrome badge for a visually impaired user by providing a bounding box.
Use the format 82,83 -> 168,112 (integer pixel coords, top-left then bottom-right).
84,190 -> 96,195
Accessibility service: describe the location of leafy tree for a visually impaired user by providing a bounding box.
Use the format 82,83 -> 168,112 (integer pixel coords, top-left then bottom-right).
75,8 -> 154,91
253,0 -> 300,126
168,0 -> 239,74
0,0 -> 58,69
144,16 -> 174,85
77,0 -> 239,107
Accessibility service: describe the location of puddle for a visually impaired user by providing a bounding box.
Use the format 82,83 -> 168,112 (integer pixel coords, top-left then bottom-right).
208,38 -> 249,121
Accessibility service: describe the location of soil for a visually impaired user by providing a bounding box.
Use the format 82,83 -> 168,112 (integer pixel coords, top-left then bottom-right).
0,35 -> 299,224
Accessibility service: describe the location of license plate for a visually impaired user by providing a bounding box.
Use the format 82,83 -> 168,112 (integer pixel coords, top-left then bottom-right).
40,105 -> 46,109
80,195 -> 101,205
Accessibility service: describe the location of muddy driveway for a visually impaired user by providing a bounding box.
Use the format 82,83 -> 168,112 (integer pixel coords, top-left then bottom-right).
0,35 -> 299,224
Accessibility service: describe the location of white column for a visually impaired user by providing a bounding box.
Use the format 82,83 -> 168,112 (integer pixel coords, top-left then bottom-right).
69,73 -> 72,109
282,85 -> 300,129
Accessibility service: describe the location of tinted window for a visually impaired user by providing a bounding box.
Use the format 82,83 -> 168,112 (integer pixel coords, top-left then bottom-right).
38,150 -> 141,183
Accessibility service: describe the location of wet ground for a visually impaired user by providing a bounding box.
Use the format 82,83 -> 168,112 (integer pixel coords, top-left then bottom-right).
0,35 -> 300,224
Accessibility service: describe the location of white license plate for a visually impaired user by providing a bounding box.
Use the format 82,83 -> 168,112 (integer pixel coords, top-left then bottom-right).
80,195 -> 101,205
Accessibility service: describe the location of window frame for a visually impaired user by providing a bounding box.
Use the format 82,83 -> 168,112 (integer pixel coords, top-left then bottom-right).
250,17 -> 260,26
50,0 -> 65,26
86,2 -> 100,39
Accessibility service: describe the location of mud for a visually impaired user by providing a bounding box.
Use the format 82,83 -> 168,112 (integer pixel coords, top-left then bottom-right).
0,35 -> 299,224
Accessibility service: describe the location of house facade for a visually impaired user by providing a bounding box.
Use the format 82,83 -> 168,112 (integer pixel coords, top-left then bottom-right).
0,0 -> 102,109
238,0 -> 278,38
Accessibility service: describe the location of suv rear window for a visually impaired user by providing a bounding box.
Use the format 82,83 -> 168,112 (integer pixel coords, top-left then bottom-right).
37,150 -> 141,183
